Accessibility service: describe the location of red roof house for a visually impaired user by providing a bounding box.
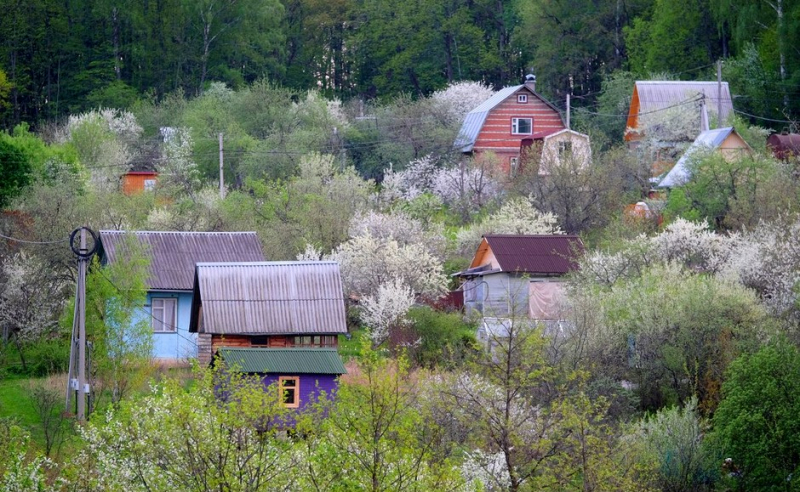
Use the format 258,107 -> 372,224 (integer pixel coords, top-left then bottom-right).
454,234 -> 583,319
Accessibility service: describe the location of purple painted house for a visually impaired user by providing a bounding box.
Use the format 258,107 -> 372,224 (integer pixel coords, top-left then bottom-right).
188,262 -> 348,410
213,347 -> 345,410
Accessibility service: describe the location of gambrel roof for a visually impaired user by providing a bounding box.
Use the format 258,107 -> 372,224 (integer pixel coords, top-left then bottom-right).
454,85 -> 565,152
98,230 -> 265,291
189,261 -> 347,335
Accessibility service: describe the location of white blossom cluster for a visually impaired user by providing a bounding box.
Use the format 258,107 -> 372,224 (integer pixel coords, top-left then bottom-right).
0,252 -> 64,344
430,81 -> 495,127
360,278 -> 416,347
456,197 -> 563,255
460,449 -> 512,491
381,155 -> 503,212
328,232 -> 449,299
578,217 -> 800,320
349,209 -> 447,260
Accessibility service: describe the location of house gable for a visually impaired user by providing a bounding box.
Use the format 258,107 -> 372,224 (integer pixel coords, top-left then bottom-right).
658,127 -> 752,188
625,81 -> 734,142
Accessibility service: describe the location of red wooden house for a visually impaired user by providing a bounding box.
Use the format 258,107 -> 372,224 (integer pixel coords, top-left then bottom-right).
454,75 -> 589,174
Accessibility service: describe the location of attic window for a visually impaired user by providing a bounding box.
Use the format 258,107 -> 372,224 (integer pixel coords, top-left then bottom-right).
512,118 -> 532,135
558,141 -> 573,157
517,94 -> 528,103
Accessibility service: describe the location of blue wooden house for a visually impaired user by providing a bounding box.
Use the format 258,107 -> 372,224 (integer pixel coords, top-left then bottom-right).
98,231 -> 265,362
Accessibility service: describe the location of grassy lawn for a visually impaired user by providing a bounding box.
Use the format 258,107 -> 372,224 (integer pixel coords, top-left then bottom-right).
0,376 -> 54,451
338,329 -> 367,360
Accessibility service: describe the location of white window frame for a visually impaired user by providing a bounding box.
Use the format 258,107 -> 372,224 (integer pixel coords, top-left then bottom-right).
511,118 -> 532,135
517,94 -> 528,103
144,179 -> 157,191
152,297 -> 177,332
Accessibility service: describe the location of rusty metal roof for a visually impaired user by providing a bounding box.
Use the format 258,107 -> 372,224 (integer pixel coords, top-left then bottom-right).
190,261 -> 347,335
99,231 -> 265,291
483,235 -> 583,275
215,347 -> 346,374
634,81 -> 733,121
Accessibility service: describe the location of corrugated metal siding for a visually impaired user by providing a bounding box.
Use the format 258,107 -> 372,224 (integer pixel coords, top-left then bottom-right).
484,235 -> 583,275
454,85 -> 566,152
634,81 -> 733,121
216,347 -> 346,374
99,231 -> 265,291
196,261 -> 347,335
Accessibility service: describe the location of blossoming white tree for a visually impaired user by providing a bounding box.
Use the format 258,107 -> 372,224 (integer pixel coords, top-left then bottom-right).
456,197 -> 563,255
360,278 -> 416,347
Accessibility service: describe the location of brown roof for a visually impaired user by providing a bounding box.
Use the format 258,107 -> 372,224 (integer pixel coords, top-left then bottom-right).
99,231 -> 265,291
189,262 -> 347,335
483,235 -> 583,275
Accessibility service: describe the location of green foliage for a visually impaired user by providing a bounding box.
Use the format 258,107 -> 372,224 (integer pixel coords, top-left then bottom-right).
312,347 -> 465,490
627,397 -> 717,491
625,0 -> 720,76
0,138 -> 32,209
404,306 -> 477,368
70,366 -> 296,491
579,263 -> 766,413
62,235 -> 153,407
667,150 -> 798,230
712,341 -> 800,491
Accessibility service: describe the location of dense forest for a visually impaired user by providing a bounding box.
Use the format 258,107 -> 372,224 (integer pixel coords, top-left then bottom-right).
3,0 -> 800,491
1,0 -> 800,129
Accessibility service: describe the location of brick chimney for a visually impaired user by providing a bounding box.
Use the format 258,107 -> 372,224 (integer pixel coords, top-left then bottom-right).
524,74 -> 536,92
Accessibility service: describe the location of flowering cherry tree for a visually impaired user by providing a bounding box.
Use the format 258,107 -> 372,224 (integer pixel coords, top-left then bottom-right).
360,278 -> 415,347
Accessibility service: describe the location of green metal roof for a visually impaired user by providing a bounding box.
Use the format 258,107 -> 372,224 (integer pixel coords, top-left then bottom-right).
215,347 -> 347,375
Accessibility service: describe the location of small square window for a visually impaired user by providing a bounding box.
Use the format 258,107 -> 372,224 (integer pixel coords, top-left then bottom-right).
512,118 -> 532,135
144,179 -> 156,191
558,141 -> 573,157
279,376 -> 300,408
152,298 -> 177,332
517,94 -> 528,103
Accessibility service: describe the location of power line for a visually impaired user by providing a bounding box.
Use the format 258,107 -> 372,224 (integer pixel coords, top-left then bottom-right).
0,232 -> 69,245
733,108 -> 797,124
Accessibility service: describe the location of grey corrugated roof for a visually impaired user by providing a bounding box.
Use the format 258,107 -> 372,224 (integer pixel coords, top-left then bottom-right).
659,127 -> 734,188
215,347 -> 346,374
99,231 -> 265,291
454,86 -> 521,152
190,261 -> 347,335
635,81 -> 733,121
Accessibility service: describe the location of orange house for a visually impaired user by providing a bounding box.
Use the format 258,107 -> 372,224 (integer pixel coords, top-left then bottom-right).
121,171 -> 158,195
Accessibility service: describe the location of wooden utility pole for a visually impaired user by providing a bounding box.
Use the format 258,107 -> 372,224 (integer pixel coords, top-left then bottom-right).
717,60 -> 723,128
77,228 -> 87,422
219,133 -> 225,199
566,94 -> 571,130
66,226 -> 97,424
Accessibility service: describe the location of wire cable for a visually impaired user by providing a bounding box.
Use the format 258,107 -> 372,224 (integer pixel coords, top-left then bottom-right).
0,232 -> 70,244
